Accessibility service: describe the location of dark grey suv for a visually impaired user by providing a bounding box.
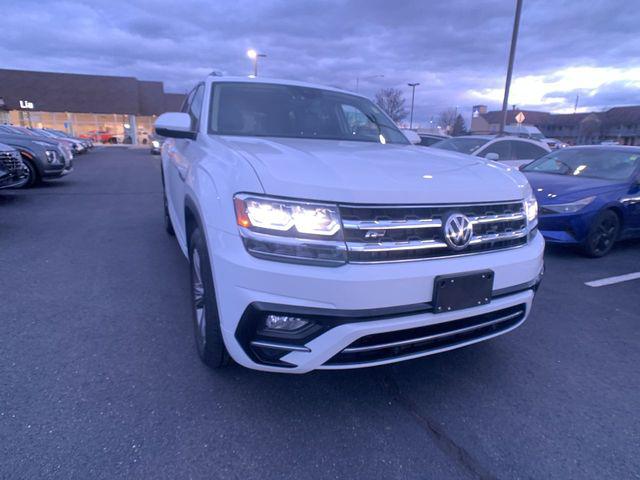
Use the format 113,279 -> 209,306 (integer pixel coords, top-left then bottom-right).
0,130 -> 72,187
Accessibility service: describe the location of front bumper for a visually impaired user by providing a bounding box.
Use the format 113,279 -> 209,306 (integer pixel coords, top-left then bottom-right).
538,210 -> 597,244
209,228 -> 545,373
0,173 -> 28,189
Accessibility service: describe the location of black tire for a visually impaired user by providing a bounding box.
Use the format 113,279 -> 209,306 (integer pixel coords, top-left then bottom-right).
163,188 -> 175,236
20,158 -> 40,188
188,227 -> 230,368
581,209 -> 620,257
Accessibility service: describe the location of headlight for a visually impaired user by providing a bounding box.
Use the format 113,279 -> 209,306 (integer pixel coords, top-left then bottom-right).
235,195 -> 341,236
152,140 -> 160,148
524,192 -> 538,225
543,196 -> 595,214
44,150 -> 59,164
233,194 -> 346,266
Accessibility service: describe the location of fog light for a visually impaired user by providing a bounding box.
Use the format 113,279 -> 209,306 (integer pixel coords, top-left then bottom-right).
265,314 -> 308,331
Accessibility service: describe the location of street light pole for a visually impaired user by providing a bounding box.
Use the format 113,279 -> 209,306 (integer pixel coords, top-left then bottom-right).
499,0 -> 523,135
247,49 -> 267,77
407,82 -> 420,129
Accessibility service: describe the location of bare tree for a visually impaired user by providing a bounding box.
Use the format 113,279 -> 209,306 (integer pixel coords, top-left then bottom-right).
452,114 -> 467,136
375,88 -> 408,124
439,108 -> 457,133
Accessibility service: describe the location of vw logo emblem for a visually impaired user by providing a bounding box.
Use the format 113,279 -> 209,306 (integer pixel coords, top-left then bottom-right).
444,213 -> 473,250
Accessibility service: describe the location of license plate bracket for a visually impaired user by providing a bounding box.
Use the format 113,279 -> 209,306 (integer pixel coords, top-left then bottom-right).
432,270 -> 494,313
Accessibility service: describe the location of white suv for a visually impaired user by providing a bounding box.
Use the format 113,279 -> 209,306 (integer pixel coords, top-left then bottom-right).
156,76 -> 544,373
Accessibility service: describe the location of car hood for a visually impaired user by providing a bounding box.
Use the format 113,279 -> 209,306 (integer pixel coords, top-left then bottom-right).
0,142 -> 15,153
0,134 -> 56,150
218,136 -> 527,204
524,172 -> 627,202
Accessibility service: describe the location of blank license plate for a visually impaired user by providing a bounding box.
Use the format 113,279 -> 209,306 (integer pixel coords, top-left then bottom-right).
432,270 -> 494,313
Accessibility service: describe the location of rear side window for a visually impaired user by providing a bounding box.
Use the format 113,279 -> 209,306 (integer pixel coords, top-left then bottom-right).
480,140 -> 511,160
512,141 -> 548,159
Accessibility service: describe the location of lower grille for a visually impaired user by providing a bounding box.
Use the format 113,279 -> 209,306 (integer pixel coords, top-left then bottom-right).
0,152 -> 22,174
340,201 -> 528,263
324,304 -> 526,366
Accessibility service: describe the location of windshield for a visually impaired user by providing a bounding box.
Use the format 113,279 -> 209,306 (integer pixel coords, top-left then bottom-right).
431,137 -> 489,154
523,148 -> 640,181
208,82 -> 408,144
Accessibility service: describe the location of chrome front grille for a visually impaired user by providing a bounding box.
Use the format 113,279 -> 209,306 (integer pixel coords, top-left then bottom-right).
339,201 -> 527,263
0,152 -> 22,174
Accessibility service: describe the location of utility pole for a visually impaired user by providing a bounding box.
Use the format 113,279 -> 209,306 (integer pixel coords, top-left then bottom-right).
499,0 -> 523,134
407,83 -> 420,129
574,93 -> 580,113
355,74 -> 384,92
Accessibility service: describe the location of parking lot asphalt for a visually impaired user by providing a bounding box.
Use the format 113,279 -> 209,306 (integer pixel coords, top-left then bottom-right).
1,147 -> 639,480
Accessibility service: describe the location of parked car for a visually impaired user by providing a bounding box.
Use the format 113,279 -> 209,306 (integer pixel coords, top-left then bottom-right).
522,146 -> 640,257
149,135 -> 163,155
44,129 -> 94,150
80,130 -> 121,144
0,125 -> 74,165
31,128 -> 88,154
0,131 -> 72,187
0,143 -> 28,189
541,138 -> 568,149
432,135 -> 551,168
155,76 -> 544,373
417,132 -> 450,146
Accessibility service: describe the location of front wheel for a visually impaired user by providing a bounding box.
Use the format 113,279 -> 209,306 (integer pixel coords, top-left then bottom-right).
189,227 -> 229,368
19,158 -> 40,188
162,190 -> 175,236
581,210 -> 620,257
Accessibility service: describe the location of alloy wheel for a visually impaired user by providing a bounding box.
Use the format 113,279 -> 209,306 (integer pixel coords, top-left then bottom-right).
191,248 -> 207,351
589,213 -> 619,256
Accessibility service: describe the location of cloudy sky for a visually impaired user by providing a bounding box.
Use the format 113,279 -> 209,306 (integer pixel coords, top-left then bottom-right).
2,0 -> 639,126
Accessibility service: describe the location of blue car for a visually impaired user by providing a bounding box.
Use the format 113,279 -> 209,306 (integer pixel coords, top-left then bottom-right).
522,146 -> 640,257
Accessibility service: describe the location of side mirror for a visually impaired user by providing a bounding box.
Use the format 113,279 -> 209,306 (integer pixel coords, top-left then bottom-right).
484,152 -> 500,161
155,112 -> 196,140
401,129 -> 422,145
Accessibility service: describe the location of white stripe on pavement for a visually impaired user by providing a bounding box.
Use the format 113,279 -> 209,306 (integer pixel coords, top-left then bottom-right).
585,272 -> 640,288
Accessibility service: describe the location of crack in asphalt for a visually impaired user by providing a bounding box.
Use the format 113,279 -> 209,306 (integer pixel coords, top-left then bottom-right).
381,368 -> 497,480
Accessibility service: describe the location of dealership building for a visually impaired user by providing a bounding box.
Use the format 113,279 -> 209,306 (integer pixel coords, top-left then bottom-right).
0,68 -> 185,144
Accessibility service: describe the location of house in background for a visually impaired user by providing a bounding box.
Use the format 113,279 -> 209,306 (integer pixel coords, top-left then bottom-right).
470,105 -> 640,146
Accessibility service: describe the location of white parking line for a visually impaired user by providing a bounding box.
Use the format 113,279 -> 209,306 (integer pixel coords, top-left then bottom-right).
585,272 -> 640,288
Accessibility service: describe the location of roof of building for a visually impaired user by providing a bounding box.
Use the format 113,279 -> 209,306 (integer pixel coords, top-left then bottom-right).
479,109 -> 551,126
480,106 -> 640,129
0,69 -> 185,116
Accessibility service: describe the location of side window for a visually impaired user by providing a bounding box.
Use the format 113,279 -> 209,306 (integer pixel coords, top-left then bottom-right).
480,140 -> 511,160
188,85 -> 205,129
512,141 -> 548,159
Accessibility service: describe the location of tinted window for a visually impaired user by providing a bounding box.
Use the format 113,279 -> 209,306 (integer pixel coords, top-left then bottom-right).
523,148 -> 640,180
512,141 -> 548,159
431,137 -> 489,154
479,140 -> 511,160
209,82 -> 408,144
